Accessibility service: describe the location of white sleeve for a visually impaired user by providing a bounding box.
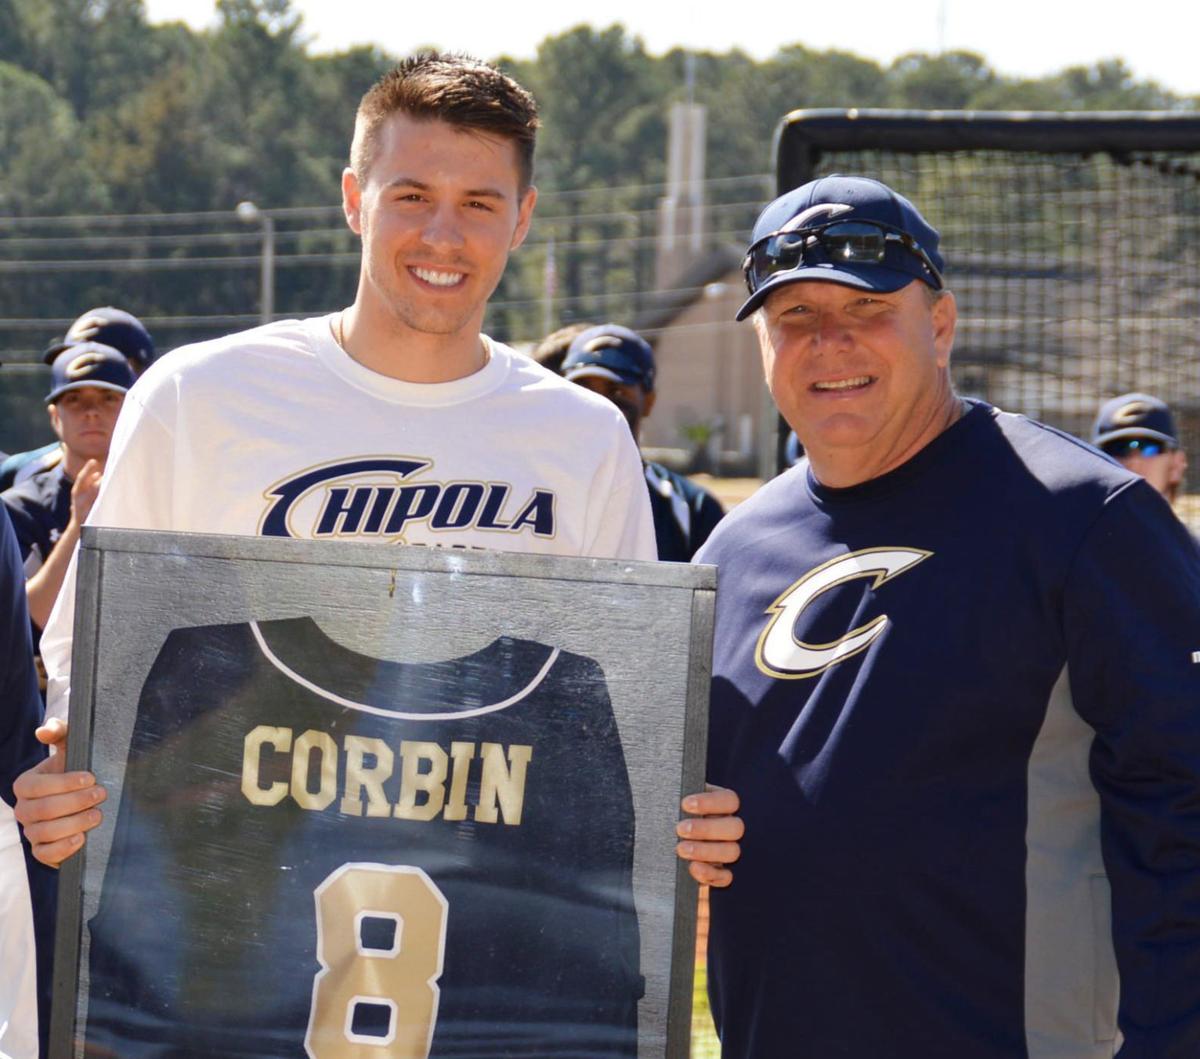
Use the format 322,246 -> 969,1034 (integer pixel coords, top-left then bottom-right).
582,424 -> 656,562
43,389 -> 177,721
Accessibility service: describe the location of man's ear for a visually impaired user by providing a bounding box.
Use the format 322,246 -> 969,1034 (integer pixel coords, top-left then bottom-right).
932,290 -> 958,369
510,185 -> 538,250
343,167 -> 363,236
641,389 -> 657,419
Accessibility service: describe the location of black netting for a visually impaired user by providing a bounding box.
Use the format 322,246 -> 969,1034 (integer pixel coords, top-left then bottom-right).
798,139 -> 1200,481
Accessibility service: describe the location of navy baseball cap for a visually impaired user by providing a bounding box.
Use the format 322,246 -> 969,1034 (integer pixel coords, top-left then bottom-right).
736,174 -> 945,321
46,343 -> 135,404
43,307 -> 156,368
1092,392 -> 1178,449
562,325 -> 656,392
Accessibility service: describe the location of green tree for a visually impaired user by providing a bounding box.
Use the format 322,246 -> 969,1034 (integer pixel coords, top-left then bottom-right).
1046,59 -> 1179,110
307,45 -> 398,183
9,0 -> 169,118
0,0 -> 25,65
203,0 -> 326,206
520,25 -> 666,191
85,63 -> 225,211
968,77 -> 1073,111
698,46 -> 888,178
0,61 -> 99,214
887,51 -> 995,109
496,26 -> 668,336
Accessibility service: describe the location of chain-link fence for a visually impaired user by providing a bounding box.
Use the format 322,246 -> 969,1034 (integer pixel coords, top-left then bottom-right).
0,175 -> 768,453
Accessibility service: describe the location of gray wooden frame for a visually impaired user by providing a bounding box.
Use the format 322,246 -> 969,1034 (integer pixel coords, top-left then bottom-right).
52,527 -> 715,1059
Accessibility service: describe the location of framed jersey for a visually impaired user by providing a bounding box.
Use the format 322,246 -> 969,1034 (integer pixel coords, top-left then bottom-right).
51,529 -> 714,1059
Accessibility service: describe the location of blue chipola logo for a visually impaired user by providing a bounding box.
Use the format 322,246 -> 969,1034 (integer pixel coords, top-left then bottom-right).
259,457 -> 556,542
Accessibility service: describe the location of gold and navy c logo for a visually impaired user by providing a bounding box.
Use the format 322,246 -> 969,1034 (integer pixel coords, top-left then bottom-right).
65,351 -> 107,379
66,316 -> 105,343
1112,401 -> 1151,426
755,547 -> 931,680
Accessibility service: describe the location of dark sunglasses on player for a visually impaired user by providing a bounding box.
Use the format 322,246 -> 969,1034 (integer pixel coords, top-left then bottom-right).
1101,437 -> 1173,459
742,219 -> 945,295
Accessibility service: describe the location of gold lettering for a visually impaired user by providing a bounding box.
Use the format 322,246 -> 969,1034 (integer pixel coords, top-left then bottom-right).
394,741 -> 448,822
340,735 -> 395,817
474,743 -> 532,825
290,730 -> 338,811
243,729 -> 533,827
241,725 -> 293,806
443,742 -> 475,822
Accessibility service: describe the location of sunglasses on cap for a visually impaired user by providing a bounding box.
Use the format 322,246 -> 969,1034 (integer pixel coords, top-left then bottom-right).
1101,437 -> 1173,459
742,219 -> 945,297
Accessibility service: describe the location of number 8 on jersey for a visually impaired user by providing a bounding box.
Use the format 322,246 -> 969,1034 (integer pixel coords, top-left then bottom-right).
307,863 -> 449,1058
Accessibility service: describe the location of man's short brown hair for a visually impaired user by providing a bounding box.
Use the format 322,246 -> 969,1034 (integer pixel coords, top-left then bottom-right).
351,52 -> 539,190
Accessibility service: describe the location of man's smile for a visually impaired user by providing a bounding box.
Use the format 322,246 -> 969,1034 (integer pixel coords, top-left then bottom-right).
409,266 -> 466,288
811,375 -> 876,394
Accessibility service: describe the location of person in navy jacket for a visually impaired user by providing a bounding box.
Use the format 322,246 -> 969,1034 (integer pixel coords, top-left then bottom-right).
697,174 -> 1200,1058
1091,391 -> 1190,508
0,505 -> 51,1057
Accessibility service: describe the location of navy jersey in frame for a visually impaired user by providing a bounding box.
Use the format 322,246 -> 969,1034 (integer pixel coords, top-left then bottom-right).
83,619 -> 641,1057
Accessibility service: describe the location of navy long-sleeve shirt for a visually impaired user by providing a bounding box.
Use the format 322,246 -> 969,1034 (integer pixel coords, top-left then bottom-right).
698,401 -> 1200,1058
0,505 -> 42,811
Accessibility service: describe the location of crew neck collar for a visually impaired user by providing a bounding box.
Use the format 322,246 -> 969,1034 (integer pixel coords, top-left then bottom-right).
251,617 -> 558,719
805,399 -> 993,506
305,314 -> 511,407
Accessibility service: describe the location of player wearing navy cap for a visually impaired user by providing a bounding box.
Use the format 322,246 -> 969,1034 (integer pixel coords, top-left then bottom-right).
0,307 -> 154,492
694,174 -> 1200,1057
1092,392 -> 1188,505
562,323 -> 725,562
40,306 -> 156,374
2,344 -> 133,630
532,321 -> 596,375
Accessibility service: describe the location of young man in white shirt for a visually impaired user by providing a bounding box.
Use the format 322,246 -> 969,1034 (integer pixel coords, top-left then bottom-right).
15,53 -> 738,885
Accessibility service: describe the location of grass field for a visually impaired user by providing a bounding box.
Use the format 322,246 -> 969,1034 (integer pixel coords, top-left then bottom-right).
691,960 -> 720,1058
689,886 -> 720,1057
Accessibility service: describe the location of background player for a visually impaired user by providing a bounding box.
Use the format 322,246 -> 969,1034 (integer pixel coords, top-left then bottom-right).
2,345 -> 132,631
0,307 -> 154,492
561,323 -> 725,562
531,321 -> 596,375
1091,391 -> 1189,506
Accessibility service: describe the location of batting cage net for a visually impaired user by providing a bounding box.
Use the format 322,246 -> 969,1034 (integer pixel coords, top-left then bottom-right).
775,110 -> 1200,490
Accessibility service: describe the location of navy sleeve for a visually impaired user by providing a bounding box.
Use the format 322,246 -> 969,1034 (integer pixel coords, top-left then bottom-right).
0,455 -> 20,494
1063,481 -> 1200,1058
0,489 -> 42,565
688,487 -> 725,558
0,507 -> 44,810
